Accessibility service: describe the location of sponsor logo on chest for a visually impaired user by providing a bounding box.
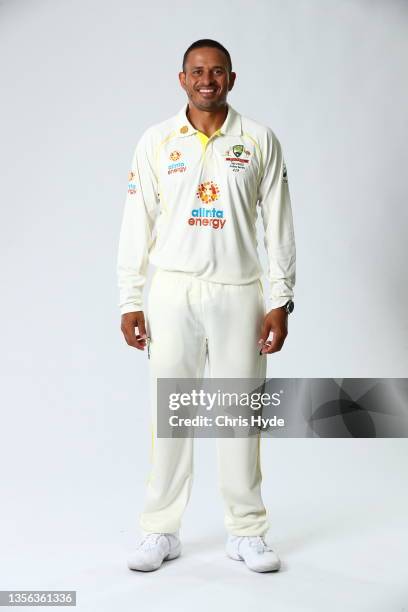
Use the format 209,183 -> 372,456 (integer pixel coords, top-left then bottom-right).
187,181 -> 226,230
168,150 -> 187,174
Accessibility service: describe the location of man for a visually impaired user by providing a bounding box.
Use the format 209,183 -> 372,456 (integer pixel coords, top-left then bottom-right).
117,39 -> 296,573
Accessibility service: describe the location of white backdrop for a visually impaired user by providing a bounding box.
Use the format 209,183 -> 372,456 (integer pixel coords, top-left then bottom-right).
1,1 -> 407,610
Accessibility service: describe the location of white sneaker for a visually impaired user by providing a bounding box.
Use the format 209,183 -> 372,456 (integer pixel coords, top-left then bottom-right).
127,532 -> 181,572
226,535 -> 281,572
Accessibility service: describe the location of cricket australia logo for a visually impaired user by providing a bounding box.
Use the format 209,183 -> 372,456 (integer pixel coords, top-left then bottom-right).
224,144 -> 251,172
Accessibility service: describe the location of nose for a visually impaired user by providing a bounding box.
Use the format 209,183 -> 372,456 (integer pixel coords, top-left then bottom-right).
200,70 -> 214,85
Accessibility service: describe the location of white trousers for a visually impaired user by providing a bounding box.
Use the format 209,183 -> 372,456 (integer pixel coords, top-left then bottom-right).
140,268 -> 270,536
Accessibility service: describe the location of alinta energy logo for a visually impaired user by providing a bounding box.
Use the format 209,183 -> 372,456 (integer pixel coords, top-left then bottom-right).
127,171 -> 136,195
168,150 -> 186,175
196,181 -> 219,204
224,144 -> 251,173
188,181 -> 226,230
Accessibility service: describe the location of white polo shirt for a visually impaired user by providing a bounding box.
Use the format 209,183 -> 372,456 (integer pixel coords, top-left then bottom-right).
117,102 -> 296,314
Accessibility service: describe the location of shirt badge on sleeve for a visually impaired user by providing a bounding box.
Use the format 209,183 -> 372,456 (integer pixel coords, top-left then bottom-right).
282,161 -> 288,183
127,171 -> 137,195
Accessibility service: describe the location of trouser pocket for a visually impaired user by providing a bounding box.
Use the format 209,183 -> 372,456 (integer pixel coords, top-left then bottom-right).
256,279 -> 266,316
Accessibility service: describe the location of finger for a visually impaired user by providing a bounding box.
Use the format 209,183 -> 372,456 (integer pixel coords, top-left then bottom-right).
258,320 -> 270,348
137,314 -> 147,339
260,340 -> 272,354
135,334 -> 147,349
122,324 -> 146,350
262,332 -> 286,354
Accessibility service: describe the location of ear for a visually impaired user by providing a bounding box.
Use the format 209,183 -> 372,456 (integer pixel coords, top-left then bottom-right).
178,71 -> 186,91
228,72 -> 237,92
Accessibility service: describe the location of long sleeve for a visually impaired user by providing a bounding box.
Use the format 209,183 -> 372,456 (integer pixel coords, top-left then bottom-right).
257,129 -> 296,309
117,129 -> 160,314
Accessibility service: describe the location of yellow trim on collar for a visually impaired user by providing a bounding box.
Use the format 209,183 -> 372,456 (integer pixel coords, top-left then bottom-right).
196,128 -> 221,152
175,103 -> 242,137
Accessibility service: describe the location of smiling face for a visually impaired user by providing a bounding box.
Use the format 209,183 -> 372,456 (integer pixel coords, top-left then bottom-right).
179,46 -> 236,112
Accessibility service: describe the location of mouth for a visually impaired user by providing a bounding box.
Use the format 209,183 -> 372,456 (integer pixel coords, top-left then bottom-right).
196,87 -> 218,97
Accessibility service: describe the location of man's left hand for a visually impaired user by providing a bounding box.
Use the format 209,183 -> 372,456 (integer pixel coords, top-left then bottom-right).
258,307 -> 288,354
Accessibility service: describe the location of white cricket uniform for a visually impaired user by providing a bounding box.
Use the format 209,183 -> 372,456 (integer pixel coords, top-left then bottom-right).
117,102 -> 296,536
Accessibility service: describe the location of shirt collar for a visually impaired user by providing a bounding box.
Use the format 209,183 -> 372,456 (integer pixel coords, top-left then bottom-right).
175,102 -> 242,137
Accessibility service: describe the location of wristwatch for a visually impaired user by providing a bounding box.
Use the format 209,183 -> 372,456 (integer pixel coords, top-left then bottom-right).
284,300 -> 295,314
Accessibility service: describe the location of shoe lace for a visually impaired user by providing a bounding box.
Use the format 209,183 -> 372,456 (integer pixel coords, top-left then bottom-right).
138,533 -> 165,551
246,536 -> 274,554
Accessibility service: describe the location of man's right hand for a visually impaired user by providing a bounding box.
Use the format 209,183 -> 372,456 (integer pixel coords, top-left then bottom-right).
120,311 -> 147,350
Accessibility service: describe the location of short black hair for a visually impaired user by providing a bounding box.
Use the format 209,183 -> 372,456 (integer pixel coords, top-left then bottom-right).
182,39 -> 232,73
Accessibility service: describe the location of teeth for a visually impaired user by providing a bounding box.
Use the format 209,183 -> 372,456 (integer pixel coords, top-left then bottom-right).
199,89 -> 216,92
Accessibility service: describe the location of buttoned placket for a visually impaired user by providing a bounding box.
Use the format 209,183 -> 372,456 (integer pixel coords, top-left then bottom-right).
196,131 -> 221,174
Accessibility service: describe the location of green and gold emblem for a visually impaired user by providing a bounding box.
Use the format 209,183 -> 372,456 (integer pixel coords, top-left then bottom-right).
232,144 -> 244,157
